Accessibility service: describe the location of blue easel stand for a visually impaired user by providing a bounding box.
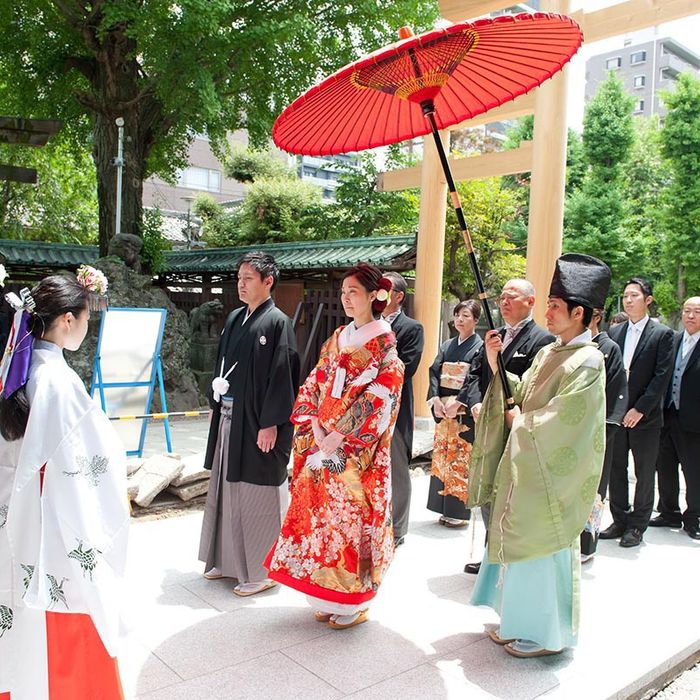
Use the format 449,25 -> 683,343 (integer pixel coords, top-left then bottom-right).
90,308 -> 172,457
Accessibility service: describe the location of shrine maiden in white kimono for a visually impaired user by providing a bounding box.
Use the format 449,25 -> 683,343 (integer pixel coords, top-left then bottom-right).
0,339 -> 129,699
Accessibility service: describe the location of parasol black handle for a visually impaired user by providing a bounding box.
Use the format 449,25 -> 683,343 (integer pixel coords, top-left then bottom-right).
420,101 -> 515,408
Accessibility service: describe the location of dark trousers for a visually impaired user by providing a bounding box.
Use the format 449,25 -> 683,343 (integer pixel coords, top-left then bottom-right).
657,408 -> 700,529
598,423 -> 620,500
581,424 -> 619,556
390,431 -> 411,539
609,424 -> 661,531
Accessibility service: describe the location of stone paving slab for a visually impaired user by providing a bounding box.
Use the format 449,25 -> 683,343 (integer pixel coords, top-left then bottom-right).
120,471 -> 700,699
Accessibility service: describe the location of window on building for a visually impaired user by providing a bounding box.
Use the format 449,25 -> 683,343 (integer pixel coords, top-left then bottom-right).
606,56 -> 622,70
633,75 -> 646,88
634,99 -> 645,113
177,166 -> 221,192
630,50 -> 647,65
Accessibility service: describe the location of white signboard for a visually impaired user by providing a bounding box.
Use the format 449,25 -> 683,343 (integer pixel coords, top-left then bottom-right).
90,307 -> 170,455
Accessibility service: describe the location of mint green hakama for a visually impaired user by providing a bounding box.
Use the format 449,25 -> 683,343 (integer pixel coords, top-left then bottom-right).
471,544 -> 580,651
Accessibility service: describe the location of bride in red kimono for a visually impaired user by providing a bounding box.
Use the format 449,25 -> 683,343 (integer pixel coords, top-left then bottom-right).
265,263 -> 404,629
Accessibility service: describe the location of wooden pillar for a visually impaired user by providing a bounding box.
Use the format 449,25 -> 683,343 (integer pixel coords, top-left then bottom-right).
525,0 -> 571,324
413,129 -> 450,418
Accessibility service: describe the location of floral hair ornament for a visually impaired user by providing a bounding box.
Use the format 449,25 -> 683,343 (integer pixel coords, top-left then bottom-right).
76,264 -> 109,311
0,282 -> 35,399
376,288 -> 391,303
375,276 -> 393,304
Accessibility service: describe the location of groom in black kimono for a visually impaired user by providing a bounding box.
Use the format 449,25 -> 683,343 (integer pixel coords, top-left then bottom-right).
199,252 -> 300,596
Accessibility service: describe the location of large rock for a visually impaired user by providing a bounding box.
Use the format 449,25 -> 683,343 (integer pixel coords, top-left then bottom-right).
132,453 -> 184,507
67,257 -> 202,411
167,479 -> 210,501
170,455 -> 209,487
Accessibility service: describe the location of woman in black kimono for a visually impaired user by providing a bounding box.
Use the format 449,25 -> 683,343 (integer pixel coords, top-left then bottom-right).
426,300 -> 483,526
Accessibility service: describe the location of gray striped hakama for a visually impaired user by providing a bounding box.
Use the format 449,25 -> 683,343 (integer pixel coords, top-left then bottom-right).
198,399 -> 289,583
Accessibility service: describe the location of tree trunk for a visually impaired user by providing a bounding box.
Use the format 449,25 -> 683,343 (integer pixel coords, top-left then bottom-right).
94,111 -> 145,256
83,26 -> 154,257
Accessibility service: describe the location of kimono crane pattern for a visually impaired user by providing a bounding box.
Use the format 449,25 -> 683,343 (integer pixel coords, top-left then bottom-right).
266,324 -> 404,606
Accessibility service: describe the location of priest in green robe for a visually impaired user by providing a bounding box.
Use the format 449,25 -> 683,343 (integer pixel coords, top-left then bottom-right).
469,253 -> 611,658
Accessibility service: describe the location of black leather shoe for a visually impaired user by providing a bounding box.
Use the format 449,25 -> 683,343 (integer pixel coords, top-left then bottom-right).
464,562 -> 481,575
620,528 -> 643,548
394,536 -> 405,547
683,525 -> 700,540
649,515 -> 682,528
599,522 -> 626,540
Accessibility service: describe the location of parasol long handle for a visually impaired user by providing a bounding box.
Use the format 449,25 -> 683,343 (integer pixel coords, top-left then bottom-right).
422,105 -> 514,408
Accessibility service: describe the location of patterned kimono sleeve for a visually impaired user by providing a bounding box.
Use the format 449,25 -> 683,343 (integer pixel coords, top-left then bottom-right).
331,357 -> 404,449
290,337 -> 333,425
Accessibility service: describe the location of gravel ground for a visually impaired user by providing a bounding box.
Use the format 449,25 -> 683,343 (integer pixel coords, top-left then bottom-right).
652,662 -> 700,699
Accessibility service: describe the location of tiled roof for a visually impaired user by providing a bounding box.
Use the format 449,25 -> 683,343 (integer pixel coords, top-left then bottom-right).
0,234 -> 416,274
165,235 -> 416,273
0,238 -> 99,267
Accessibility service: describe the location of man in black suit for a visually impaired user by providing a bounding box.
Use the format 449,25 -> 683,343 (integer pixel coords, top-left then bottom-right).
650,296 -> 700,540
382,272 -> 424,546
456,278 -> 555,573
580,308 -> 628,561
600,278 -> 674,547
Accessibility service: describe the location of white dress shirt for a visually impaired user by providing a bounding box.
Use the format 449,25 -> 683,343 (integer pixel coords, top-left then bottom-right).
622,315 -> 650,371
502,314 -> 532,350
681,329 -> 700,359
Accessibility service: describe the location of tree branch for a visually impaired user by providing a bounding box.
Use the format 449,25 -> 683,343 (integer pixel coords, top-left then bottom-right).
64,56 -> 98,83
74,90 -> 107,115
114,83 -> 156,112
51,0 -> 86,26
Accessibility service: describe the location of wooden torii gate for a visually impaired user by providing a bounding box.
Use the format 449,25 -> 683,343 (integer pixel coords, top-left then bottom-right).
0,117 -> 62,183
380,0 -> 700,417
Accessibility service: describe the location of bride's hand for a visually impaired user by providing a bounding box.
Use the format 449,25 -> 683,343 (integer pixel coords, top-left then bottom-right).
319,430 -> 344,455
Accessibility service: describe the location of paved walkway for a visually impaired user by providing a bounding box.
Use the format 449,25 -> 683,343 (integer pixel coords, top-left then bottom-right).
120,427 -> 700,699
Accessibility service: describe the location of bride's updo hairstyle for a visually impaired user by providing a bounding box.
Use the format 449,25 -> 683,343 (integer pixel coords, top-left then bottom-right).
342,263 -> 393,319
0,274 -> 89,441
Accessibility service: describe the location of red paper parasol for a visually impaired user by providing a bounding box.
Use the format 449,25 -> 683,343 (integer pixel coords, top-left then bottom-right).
273,12 -> 583,405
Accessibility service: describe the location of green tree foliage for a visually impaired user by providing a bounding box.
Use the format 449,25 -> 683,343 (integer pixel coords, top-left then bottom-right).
0,0 -> 439,254
196,146 -> 421,245
0,137 -> 98,243
319,148 -> 420,239
237,177 -> 323,244
225,147 -> 295,183
443,178 -> 525,300
618,118 -> 670,280
659,73 -> 700,310
140,207 -> 170,274
564,74 -> 635,289
501,115 -> 585,251
193,193 -> 238,248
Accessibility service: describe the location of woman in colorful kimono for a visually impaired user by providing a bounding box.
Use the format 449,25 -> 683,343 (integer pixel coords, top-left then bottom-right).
426,300 -> 483,527
265,263 -> 404,630
0,269 -> 128,699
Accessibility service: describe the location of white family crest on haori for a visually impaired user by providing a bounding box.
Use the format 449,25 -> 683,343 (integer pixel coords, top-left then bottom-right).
0,340 -> 129,698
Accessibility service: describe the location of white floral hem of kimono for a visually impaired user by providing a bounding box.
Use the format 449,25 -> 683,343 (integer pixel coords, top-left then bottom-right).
305,594 -> 369,615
